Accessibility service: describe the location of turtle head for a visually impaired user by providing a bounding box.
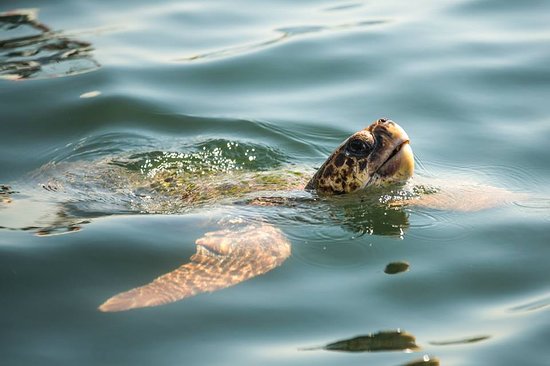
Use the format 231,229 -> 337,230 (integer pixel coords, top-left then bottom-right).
305,118 -> 414,194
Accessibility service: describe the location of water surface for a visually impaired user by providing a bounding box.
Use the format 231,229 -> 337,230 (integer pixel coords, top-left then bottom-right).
1,1 -> 549,365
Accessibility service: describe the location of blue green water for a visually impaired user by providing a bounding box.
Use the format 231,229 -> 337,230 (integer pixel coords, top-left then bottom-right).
1,1 -> 549,365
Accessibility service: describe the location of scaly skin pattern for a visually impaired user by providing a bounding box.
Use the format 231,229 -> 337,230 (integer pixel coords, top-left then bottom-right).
306,119 -> 414,194
99,223 -> 290,312
148,169 -> 311,206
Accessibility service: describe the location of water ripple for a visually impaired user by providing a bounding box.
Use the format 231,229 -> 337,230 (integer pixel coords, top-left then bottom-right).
408,213 -> 470,242
508,295 -> 550,314
323,2 -> 364,13
417,159 -> 543,191
175,19 -> 388,62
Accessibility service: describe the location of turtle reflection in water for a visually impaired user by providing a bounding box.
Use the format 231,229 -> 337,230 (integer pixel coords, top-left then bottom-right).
0,119 -> 519,311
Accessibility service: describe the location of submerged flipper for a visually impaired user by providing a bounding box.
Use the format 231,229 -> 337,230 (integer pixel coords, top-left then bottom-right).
99,223 -> 291,312
400,184 -> 523,212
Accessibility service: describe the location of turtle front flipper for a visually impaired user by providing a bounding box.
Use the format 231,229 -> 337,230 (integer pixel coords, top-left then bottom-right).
99,223 -> 291,312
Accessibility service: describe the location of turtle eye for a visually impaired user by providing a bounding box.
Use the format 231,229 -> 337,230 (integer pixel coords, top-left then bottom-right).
346,139 -> 370,156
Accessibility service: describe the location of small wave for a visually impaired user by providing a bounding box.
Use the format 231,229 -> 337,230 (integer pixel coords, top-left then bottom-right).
38,114 -> 317,164
36,114 -> 349,177
49,132 -> 156,163
115,138 -> 289,177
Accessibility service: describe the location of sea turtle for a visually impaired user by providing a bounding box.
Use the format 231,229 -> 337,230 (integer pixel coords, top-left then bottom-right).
86,118 -> 413,311
0,119 -> 518,312
94,118 -> 518,312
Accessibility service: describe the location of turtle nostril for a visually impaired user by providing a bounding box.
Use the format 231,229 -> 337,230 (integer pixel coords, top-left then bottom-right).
377,118 -> 396,127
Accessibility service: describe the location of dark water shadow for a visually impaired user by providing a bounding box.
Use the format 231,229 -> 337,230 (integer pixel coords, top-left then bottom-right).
429,335 -> 490,346
401,355 -> 440,366
303,329 -> 420,352
0,8 -> 99,80
271,184 -> 413,243
302,329 -> 491,364
508,296 -> 550,313
384,261 -> 410,274
334,193 -> 410,238
248,191 -> 411,240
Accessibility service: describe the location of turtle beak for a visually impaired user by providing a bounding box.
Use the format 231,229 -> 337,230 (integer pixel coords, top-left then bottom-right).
367,119 -> 414,183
